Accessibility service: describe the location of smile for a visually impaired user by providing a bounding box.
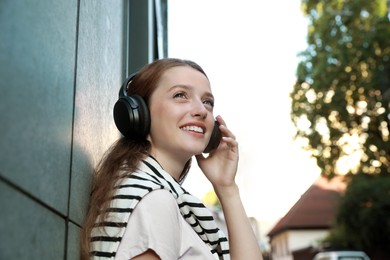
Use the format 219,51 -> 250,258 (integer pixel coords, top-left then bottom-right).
180,125 -> 204,134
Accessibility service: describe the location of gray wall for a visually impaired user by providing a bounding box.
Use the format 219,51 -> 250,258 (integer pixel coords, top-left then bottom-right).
0,0 -> 165,258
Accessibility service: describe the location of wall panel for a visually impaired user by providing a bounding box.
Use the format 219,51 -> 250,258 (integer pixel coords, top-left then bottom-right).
0,0 -> 78,214
0,182 -> 66,259
69,0 -> 126,225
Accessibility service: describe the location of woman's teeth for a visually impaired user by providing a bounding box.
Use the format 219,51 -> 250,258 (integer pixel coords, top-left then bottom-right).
181,126 -> 204,133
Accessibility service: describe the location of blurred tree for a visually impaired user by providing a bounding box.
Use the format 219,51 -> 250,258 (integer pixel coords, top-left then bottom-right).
202,190 -> 221,209
291,0 -> 390,257
291,0 -> 390,178
323,174 -> 390,257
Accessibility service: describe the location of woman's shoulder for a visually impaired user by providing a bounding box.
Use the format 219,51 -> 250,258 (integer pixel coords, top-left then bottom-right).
136,189 -> 178,213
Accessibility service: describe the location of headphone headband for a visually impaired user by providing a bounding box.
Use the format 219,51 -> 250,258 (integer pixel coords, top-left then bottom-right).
119,72 -> 138,98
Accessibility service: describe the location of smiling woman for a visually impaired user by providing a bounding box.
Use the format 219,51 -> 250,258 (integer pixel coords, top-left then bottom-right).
148,66 -> 216,165
80,58 -> 263,260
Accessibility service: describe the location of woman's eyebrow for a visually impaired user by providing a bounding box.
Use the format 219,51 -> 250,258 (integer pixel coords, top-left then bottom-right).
168,84 -> 192,92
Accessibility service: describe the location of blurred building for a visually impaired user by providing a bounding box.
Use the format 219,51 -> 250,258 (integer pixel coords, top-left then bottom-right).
0,0 -> 167,258
267,175 -> 346,260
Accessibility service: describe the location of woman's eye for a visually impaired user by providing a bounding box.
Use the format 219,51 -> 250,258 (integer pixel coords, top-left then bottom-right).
203,99 -> 214,107
173,92 -> 186,99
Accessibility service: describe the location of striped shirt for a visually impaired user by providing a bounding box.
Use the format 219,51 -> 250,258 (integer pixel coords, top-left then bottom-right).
90,155 -> 230,259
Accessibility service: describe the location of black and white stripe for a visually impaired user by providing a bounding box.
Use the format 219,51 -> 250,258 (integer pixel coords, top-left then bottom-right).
90,156 -> 230,259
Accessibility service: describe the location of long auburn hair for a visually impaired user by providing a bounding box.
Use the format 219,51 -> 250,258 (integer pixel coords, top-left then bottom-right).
80,58 -> 208,259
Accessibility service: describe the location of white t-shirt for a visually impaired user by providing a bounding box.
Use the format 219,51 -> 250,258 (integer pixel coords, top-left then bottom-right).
115,189 -> 217,260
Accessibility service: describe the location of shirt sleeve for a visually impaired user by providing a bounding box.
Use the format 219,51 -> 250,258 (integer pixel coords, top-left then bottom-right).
115,189 -> 182,260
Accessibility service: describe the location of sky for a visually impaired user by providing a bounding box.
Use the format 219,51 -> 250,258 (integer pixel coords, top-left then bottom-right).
167,0 -> 321,241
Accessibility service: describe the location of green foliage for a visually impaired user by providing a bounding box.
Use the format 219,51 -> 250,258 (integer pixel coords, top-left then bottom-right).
292,1 -> 390,255
324,174 -> 390,254
291,0 -> 390,177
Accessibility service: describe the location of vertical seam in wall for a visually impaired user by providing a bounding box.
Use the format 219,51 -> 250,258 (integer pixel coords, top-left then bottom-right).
125,0 -> 129,77
64,0 -> 81,259
148,0 -> 154,63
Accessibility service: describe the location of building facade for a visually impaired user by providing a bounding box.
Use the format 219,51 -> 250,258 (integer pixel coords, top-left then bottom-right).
267,176 -> 346,260
0,0 -> 167,258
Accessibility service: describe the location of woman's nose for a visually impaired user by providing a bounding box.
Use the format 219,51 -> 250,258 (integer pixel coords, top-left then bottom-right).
191,100 -> 208,119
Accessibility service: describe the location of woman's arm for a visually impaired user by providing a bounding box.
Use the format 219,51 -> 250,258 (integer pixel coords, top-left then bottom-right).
214,184 -> 262,259
196,115 -> 263,260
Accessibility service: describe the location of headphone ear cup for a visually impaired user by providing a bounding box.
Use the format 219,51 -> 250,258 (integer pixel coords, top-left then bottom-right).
131,94 -> 150,137
203,121 -> 222,153
113,94 -> 150,139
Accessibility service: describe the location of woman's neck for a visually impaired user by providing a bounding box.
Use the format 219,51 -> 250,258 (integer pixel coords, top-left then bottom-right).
148,150 -> 190,181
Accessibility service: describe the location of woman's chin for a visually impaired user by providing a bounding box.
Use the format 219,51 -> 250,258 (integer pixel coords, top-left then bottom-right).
182,146 -> 205,156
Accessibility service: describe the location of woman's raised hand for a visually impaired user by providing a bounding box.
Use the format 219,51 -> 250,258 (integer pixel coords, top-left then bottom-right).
195,115 -> 239,189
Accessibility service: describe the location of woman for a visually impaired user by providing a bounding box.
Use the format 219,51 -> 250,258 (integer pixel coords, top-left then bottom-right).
80,58 -> 262,260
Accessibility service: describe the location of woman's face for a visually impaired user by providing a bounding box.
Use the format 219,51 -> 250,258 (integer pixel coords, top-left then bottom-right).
148,66 -> 215,159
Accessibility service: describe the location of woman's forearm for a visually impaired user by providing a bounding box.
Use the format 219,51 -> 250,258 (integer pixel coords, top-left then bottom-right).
215,184 -> 263,260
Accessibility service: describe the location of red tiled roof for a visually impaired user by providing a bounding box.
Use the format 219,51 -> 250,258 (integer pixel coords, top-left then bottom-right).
267,175 -> 346,238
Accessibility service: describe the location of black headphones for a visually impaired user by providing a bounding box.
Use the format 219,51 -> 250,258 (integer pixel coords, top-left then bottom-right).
113,73 -> 221,153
